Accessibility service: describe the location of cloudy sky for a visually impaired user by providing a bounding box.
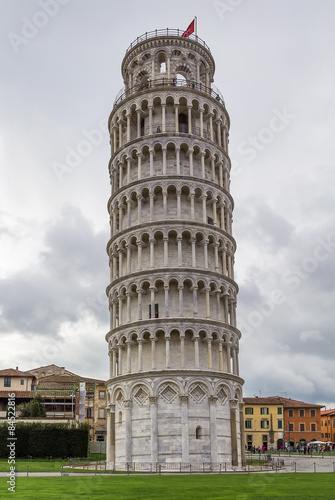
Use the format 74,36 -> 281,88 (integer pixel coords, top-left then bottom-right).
1,0 -> 334,407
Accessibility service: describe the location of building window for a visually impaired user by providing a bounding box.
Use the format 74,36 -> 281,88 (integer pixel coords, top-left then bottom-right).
321,433 -> 324,438
261,420 -> 269,429
325,433 -> 328,438
288,409 -> 294,417
278,420 -> 283,429
99,391 -> 106,399
321,420 -> 323,427
245,420 -> 252,429
311,423 -> 316,432
310,409 -> 316,418
149,303 -> 159,318
4,378 -> 11,387
288,423 -> 294,432
98,408 -> 105,419
299,409 -> 305,417
20,379 -> 24,385
333,419 -> 335,426
245,407 -> 253,415
196,426 -> 202,440
118,411 -> 122,424
277,407 -> 282,415
260,407 -> 269,415
86,408 -> 92,418
207,217 -> 214,225
299,423 -> 305,432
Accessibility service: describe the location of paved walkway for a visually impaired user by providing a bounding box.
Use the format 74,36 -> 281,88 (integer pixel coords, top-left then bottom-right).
1,456 -> 334,477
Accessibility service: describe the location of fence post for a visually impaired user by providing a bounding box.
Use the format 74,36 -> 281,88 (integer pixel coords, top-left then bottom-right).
159,464 -> 161,476
225,462 -> 227,472
190,464 -> 192,475
27,466 -> 29,477
314,462 -> 316,473
127,463 -> 129,475
220,463 -> 221,474
294,462 -> 296,473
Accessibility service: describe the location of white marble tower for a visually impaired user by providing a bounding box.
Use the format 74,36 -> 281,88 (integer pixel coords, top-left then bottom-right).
106,28 -> 244,467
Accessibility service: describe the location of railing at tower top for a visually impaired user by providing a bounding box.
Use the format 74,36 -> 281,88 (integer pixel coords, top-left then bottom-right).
125,29 -> 211,54
113,78 -> 225,108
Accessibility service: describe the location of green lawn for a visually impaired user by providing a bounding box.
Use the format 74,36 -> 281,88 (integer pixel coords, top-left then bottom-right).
1,474 -> 335,499
0,455 -> 106,473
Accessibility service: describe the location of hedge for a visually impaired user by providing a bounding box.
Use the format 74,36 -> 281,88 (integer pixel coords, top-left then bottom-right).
0,422 -> 89,458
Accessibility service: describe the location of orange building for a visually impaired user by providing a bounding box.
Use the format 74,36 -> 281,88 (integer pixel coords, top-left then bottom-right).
321,409 -> 335,443
282,398 -> 324,450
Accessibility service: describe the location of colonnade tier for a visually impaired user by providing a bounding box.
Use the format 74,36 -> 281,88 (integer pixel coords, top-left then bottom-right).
107,270 -> 238,330
109,137 -> 231,198
107,225 -> 236,283
106,321 -> 240,377
108,178 -> 233,238
109,89 -> 229,158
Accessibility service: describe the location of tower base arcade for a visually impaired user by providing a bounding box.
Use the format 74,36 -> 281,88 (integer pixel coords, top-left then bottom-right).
106,371 -> 244,467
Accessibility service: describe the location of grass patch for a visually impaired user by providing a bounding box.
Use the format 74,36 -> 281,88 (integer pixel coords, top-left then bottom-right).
87,453 -> 106,461
1,473 -> 335,499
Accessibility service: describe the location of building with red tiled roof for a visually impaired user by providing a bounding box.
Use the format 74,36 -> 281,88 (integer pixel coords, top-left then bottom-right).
281,397 -> 324,449
0,364 -> 107,444
0,368 -> 36,417
321,409 -> 335,443
243,396 -> 324,451
27,365 -> 107,443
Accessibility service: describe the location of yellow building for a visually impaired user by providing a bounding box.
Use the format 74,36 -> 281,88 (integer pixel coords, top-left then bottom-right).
243,397 -> 284,451
321,409 -> 335,443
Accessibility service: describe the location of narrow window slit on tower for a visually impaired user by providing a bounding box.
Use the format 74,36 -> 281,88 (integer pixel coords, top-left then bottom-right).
149,304 -> 159,318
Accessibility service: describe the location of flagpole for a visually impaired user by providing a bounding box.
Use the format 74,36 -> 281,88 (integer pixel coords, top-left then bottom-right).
195,16 -> 198,36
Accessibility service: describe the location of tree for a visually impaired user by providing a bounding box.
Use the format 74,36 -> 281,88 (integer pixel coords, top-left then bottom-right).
17,394 -> 46,418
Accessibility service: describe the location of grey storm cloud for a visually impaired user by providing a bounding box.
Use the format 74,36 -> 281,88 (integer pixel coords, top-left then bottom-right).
0,205 -> 109,336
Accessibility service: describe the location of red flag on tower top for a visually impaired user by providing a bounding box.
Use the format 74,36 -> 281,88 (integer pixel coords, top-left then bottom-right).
182,19 -> 195,37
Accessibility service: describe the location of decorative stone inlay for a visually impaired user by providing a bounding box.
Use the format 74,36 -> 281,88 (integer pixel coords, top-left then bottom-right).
159,383 -> 178,403
116,391 -> 125,406
189,384 -> 207,404
133,386 -> 149,405
216,386 -> 228,405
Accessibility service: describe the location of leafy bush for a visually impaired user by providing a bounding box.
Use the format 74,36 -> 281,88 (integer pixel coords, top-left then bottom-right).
0,422 -> 89,458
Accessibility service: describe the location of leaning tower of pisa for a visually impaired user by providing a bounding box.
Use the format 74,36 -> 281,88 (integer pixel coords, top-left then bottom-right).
106,28 -> 244,468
